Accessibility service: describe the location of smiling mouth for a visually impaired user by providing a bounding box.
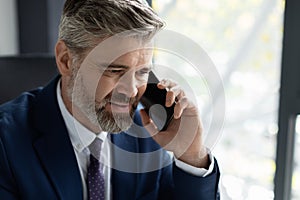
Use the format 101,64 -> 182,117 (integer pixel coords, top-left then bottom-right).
107,102 -> 130,113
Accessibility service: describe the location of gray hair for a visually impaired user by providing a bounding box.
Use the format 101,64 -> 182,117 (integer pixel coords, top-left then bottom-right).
59,0 -> 165,56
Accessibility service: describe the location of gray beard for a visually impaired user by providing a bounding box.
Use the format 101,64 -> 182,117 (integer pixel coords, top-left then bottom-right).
68,78 -> 137,133
66,65 -> 137,133
96,105 -> 136,133
71,95 -> 137,133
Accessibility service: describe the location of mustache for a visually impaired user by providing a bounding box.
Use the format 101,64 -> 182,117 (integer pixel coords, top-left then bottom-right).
98,93 -> 138,107
110,93 -> 137,104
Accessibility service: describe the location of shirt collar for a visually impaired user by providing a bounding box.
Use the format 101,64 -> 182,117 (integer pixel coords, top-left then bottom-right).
56,79 -> 107,152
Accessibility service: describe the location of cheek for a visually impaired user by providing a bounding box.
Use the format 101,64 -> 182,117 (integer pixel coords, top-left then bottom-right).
137,84 -> 147,100
95,77 -> 117,101
77,68 -> 103,98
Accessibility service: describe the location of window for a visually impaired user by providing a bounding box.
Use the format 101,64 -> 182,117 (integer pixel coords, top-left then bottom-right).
153,0 -> 284,199
292,115 -> 300,199
0,0 -> 18,55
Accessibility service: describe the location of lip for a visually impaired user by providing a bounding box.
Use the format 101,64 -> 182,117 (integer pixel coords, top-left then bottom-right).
110,102 -> 129,106
107,102 -> 130,113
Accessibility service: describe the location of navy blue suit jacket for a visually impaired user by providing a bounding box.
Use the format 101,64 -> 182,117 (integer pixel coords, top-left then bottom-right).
0,76 -> 220,200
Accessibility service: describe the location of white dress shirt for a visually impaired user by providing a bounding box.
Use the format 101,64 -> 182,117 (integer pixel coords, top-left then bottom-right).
56,80 -> 214,200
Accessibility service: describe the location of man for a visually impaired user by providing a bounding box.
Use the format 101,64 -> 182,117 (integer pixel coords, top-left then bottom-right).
0,0 -> 220,199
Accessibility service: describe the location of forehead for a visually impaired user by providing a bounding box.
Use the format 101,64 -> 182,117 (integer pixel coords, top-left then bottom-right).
112,48 -> 153,65
79,37 -> 154,69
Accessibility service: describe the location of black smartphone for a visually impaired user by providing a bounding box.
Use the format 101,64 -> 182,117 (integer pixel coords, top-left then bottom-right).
140,71 -> 175,131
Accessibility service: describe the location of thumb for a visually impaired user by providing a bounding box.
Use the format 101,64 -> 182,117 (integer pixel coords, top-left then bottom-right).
139,109 -> 151,125
139,109 -> 159,137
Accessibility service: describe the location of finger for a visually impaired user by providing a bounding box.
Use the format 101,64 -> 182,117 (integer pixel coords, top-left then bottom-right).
173,97 -> 189,119
165,91 -> 176,107
157,79 -> 177,90
140,109 -> 151,124
139,109 -> 159,136
166,85 -> 185,107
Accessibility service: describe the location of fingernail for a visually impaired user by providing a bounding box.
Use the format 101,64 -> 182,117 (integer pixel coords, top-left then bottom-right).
160,79 -> 166,85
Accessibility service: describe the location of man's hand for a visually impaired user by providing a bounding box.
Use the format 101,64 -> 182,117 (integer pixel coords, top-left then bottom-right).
140,79 -> 209,169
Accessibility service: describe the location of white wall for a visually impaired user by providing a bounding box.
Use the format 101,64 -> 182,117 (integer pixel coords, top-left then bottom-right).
0,0 -> 18,55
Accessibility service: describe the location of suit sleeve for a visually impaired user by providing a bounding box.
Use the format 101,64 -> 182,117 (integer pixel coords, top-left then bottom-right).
156,153 -> 220,200
172,158 -> 220,200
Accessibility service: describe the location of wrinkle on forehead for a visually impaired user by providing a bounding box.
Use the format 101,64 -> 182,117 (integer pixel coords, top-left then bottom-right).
80,36 -> 154,71
111,48 -> 153,69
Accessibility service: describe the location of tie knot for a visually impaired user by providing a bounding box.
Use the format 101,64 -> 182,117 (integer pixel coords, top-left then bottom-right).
89,138 -> 103,161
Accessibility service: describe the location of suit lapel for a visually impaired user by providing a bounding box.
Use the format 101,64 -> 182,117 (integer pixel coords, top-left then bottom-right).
32,76 -> 83,200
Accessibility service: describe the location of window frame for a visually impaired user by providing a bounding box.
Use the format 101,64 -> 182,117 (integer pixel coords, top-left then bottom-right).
274,0 -> 300,199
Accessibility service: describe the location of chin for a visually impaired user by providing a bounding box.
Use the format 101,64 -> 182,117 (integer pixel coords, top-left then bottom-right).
96,109 -> 135,134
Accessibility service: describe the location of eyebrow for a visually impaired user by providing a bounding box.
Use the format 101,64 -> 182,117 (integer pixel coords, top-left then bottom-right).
97,63 -> 129,70
100,63 -> 153,70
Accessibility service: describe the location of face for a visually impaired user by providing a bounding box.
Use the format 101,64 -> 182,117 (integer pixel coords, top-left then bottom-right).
67,47 -> 153,133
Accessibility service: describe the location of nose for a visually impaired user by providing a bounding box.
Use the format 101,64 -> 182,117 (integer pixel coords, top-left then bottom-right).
115,70 -> 138,98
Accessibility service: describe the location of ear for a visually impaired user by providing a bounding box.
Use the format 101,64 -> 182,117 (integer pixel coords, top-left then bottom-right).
55,40 -> 73,76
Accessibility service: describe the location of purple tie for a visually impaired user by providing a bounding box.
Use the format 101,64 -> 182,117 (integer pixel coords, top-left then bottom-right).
87,138 -> 105,200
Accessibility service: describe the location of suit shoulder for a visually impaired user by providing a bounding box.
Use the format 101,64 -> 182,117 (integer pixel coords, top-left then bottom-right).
0,89 -> 43,136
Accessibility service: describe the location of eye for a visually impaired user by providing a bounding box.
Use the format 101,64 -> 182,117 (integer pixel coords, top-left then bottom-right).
104,69 -> 125,76
136,68 -> 150,76
135,69 -> 150,82
109,69 -> 123,73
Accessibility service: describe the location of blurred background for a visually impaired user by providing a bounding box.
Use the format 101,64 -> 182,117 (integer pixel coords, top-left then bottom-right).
153,0 -> 284,199
0,0 -> 299,199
